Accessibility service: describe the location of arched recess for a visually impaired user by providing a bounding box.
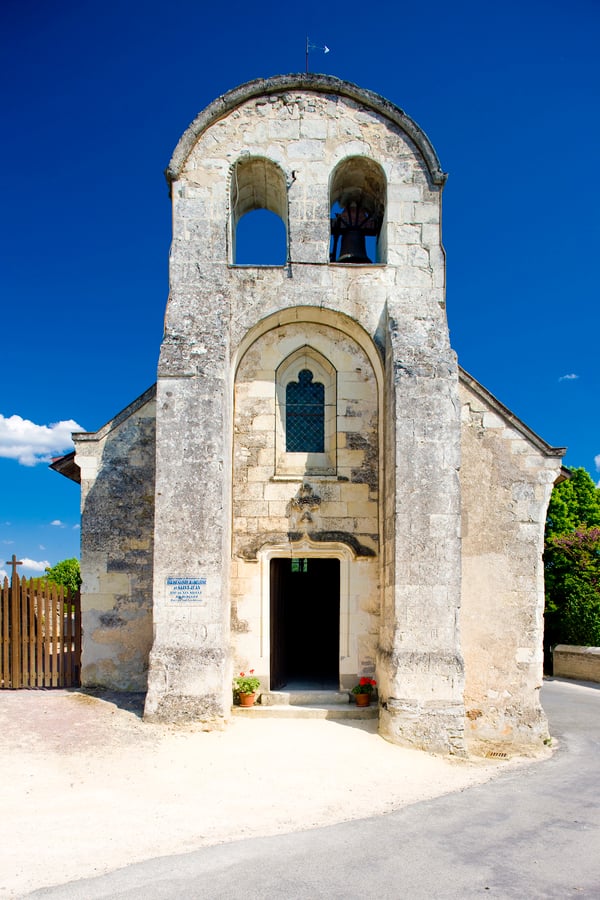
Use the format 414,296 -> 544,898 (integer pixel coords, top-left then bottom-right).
231,304 -> 385,551
230,156 -> 288,264
275,347 -> 336,476
329,157 -> 387,264
233,306 -> 384,396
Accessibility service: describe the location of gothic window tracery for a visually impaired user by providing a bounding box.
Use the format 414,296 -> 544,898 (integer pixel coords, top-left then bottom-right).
275,348 -> 336,476
285,369 -> 325,453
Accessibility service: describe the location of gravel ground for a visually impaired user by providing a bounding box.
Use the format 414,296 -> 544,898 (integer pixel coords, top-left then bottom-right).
0,689 -> 537,898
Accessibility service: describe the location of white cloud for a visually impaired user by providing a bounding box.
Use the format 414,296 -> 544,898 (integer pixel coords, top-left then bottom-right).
39,545 -> 46,550
558,373 -> 579,382
73,524 -> 80,530
595,454 -> 600,472
2,539 -> 14,545
0,414 -> 83,466
21,558 -> 50,573
0,569 -> 7,581
50,520 -> 65,527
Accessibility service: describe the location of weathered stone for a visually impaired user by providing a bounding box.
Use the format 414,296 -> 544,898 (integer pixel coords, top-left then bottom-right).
63,75 -> 566,756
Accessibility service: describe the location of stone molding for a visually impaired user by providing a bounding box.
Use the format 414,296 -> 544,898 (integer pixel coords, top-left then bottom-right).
166,74 -> 447,188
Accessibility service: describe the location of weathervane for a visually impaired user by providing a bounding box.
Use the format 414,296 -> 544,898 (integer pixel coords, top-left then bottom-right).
305,36 -> 330,74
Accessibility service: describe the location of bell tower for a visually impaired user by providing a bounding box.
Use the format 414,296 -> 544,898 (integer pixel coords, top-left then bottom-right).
144,75 -> 465,755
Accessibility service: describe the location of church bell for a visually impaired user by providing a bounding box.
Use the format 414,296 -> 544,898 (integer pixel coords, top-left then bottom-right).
330,200 -> 380,264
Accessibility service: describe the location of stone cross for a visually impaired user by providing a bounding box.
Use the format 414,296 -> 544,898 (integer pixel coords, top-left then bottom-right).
5,554 -> 23,583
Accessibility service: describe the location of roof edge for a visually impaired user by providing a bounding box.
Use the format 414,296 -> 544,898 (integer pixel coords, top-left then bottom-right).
72,384 -> 157,444
50,451 -> 80,484
166,74 -> 447,187
458,367 -> 567,459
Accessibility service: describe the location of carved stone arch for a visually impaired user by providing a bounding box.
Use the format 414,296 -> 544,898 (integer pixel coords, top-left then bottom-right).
167,74 -> 447,188
230,155 -> 288,264
232,303 -> 385,495
233,305 -> 384,394
275,346 -> 336,476
329,156 -> 387,264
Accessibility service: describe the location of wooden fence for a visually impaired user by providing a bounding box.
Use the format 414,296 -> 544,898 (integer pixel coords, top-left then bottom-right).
0,577 -> 81,688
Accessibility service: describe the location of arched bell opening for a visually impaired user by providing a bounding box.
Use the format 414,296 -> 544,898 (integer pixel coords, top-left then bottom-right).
230,157 -> 288,265
329,156 -> 386,264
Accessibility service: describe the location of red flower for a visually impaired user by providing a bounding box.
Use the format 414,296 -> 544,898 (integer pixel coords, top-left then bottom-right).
249,669 -> 254,674
240,672 -> 245,677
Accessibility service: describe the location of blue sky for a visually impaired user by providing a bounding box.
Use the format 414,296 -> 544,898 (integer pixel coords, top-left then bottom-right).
1,0 -> 599,578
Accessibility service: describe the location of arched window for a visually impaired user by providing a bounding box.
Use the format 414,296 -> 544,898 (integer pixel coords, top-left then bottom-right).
230,157 -> 288,265
285,369 -> 325,452
276,348 -> 336,476
329,157 -> 386,264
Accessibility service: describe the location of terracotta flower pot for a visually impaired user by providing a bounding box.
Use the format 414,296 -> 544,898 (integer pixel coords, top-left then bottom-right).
355,693 -> 371,707
238,692 -> 256,707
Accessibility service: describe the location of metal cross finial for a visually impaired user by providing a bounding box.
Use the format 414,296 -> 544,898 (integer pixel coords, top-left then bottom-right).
5,554 -> 23,582
305,36 -> 330,74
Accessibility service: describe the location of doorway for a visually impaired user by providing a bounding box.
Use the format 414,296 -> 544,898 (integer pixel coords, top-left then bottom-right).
270,557 -> 340,690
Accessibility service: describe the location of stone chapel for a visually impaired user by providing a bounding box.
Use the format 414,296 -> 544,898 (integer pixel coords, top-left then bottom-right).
53,74 -> 566,755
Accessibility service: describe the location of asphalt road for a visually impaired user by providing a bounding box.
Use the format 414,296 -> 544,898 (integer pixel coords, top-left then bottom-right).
30,678 -> 600,899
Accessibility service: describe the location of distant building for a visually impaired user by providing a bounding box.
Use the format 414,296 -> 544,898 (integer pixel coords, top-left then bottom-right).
53,75 -> 565,755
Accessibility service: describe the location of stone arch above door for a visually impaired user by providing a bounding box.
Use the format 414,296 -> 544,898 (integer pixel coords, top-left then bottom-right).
230,313 -> 382,692
232,318 -> 380,563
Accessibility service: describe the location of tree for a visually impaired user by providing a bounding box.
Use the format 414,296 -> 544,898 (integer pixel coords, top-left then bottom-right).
545,526 -> 600,648
44,558 -> 81,595
545,469 -> 600,652
545,467 -> 600,539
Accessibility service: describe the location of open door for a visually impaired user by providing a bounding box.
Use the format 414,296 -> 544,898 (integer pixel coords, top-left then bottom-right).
270,557 -> 340,690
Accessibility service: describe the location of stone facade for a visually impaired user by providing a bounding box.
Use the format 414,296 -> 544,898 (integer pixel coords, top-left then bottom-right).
459,372 -> 561,752
59,75 -> 565,755
71,387 -> 156,690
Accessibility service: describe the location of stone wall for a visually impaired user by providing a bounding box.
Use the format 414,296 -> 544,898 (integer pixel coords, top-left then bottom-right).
378,318 -> 465,756
61,75 -> 569,758
231,315 -> 379,688
145,75 -> 465,751
74,388 -> 156,690
553,645 -> 600,683
459,372 -> 563,752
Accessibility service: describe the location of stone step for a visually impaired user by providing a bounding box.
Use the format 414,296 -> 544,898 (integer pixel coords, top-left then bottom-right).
231,702 -> 378,720
260,690 -> 352,707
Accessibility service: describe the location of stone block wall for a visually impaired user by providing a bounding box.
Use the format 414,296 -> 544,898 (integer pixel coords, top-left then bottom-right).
378,318 -> 465,756
231,316 -> 379,688
459,372 -> 563,752
74,388 -> 156,690
553,645 -> 600,683
146,75 -> 464,748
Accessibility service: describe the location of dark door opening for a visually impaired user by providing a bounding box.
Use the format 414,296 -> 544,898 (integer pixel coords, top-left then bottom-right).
270,557 -> 340,690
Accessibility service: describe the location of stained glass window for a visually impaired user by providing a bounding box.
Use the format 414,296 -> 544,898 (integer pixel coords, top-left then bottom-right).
286,369 -> 325,452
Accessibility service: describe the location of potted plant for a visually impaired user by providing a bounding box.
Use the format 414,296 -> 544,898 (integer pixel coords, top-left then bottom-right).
351,676 -> 377,707
233,669 -> 261,707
